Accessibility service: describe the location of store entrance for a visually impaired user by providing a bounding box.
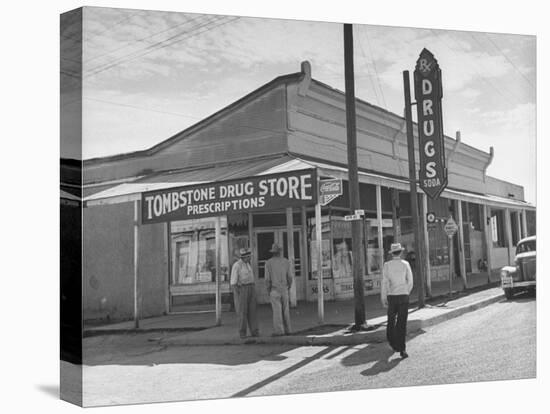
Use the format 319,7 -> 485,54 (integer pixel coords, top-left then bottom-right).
254,228 -> 304,302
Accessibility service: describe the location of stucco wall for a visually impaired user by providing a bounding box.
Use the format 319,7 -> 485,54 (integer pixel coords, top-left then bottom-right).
83,202 -> 167,322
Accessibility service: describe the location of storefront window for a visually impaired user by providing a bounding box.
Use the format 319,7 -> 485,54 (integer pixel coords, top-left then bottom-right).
310,216 -> 332,279
171,218 -> 229,285
331,218 -> 352,279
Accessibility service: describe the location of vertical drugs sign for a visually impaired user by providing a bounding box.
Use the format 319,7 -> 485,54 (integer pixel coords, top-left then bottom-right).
414,48 -> 448,199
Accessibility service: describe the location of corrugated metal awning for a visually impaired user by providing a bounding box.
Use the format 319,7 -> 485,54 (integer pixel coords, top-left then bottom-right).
84,156 -> 314,206
84,155 -> 534,211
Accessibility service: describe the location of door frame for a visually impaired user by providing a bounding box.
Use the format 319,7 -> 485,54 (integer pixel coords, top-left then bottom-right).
253,226 -> 305,302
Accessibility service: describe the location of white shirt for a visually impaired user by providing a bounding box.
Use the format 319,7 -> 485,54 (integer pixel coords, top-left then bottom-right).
381,257 -> 414,302
230,259 -> 254,286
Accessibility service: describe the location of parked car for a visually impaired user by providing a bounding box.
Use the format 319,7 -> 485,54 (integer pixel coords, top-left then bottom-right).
500,235 -> 536,300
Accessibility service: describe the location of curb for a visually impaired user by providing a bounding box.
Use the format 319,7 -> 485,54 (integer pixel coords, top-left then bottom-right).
415,292 -> 505,330
160,292 -> 505,347
83,326 -> 212,338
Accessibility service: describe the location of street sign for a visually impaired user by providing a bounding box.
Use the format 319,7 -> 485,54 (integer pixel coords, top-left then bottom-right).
414,48 -> 448,199
426,211 -> 436,223
319,178 -> 343,206
355,209 -> 365,216
344,214 -> 362,221
444,217 -> 458,237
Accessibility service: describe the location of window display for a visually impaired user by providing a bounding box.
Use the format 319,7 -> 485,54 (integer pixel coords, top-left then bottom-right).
171,218 -> 228,285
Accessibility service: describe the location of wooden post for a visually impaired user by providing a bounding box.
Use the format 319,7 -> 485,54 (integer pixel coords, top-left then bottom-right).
215,216 -> 222,326
248,212 -> 254,272
315,200 -> 324,323
421,193 -> 432,296
521,210 -> 528,238
403,70 -> 425,307
515,211 -> 522,242
376,185 -> 384,276
165,222 -> 171,314
286,207 -> 297,307
391,189 -> 401,242
504,208 -> 513,265
133,200 -> 140,329
343,23 -> 366,327
301,206 -> 309,301
457,200 -> 468,289
483,205 -> 493,283
448,234 -> 453,295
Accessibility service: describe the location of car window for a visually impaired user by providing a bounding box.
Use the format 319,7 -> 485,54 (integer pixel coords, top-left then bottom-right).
517,240 -> 536,254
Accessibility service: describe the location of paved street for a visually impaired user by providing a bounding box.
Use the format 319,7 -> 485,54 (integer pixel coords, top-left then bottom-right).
80,293 -> 535,406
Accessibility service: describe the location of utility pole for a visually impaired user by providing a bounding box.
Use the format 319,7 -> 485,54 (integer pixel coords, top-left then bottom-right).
403,70 -> 425,308
344,24 -> 366,328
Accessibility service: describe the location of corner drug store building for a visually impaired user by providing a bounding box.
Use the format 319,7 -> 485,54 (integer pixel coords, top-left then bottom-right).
82,61 -> 535,324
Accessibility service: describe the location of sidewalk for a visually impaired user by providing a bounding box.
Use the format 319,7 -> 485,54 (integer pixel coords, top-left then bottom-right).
84,271 -> 503,346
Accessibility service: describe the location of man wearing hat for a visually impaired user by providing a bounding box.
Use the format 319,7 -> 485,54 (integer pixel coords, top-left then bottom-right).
230,248 -> 259,339
265,243 -> 292,336
381,242 -> 414,358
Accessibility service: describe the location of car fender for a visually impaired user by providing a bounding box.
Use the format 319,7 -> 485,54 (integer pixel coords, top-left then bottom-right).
500,266 -> 517,277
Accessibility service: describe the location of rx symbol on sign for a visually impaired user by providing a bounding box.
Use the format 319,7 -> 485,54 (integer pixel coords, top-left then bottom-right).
418,58 -> 433,74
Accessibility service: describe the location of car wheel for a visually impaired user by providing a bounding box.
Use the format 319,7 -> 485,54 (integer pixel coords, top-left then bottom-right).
504,288 -> 514,300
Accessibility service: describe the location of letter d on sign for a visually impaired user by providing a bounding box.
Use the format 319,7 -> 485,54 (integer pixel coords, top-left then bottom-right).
422,78 -> 432,95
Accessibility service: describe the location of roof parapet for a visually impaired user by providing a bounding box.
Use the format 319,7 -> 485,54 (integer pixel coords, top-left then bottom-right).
298,60 -> 312,97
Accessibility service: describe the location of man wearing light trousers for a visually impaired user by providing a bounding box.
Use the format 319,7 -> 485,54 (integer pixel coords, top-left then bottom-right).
265,243 -> 292,336
381,242 -> 414,359
230,248 -> 259,339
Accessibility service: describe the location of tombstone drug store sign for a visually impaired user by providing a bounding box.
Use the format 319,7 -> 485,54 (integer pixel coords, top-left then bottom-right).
141,169 -> 318,224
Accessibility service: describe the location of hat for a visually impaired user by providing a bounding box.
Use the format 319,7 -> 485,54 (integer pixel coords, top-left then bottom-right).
269,243 -> 282,253
239,248 -> 251,258
389,243 -> 404,254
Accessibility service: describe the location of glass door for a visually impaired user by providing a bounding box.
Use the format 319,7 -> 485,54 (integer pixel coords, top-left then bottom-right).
254,228 -> 304,302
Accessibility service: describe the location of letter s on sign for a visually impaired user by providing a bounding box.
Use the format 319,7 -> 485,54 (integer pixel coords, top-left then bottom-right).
426,162 -> 437,178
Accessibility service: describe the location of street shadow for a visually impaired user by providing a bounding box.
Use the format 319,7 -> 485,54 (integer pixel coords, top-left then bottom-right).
499,290 -> 536,303
339,329 -> 426,377
83,335 -> 298,367
35,384 -> 59,399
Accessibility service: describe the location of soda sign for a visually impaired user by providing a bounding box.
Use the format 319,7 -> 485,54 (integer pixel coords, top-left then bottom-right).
319,178 -> 343,206
414,48 -> 448,199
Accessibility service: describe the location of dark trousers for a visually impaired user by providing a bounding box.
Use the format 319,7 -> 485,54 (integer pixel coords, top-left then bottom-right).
386,294 -> 409,352
234,284 -> 259,337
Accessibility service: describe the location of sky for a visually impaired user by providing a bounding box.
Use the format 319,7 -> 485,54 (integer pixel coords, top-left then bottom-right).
61,6 -> 537,203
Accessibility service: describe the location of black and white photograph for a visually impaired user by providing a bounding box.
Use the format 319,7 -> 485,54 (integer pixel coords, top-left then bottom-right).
5,1 -> 547,413
58,3 -> 541,408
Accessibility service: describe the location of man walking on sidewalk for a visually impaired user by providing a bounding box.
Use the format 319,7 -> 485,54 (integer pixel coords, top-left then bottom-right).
381,243 -> 414,359
265,243 -> 292,336
230,248 -> 259,339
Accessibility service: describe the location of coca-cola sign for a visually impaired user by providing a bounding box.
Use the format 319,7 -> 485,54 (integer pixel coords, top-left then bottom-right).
319,178 -> 343,206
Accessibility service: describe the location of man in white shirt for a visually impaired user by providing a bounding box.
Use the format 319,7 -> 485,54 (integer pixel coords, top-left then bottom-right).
230,248 -> 259,339
381,243 -> 414,358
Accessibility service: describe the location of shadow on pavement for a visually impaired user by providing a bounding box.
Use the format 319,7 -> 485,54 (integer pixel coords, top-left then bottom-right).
83,334 -> 299,367
498,290 -> 536,303
231,346 -> 335,397
338,329 -> 426,376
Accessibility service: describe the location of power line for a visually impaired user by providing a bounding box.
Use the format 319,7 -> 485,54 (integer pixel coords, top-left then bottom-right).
361,25 -> 387,109
83,10 -> 144,44
84,16 -> 237,79
430,29 -> 523,107
355,27 -> 381,106
482,33 -> 535,90
83,14 -> 206,67
83,96 -> 288,136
